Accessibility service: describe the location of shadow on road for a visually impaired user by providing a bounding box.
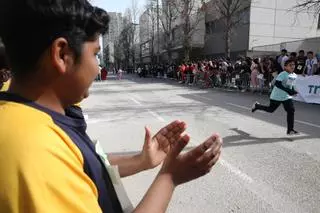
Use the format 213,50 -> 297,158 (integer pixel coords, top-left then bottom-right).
222,128 -> 312,148
106,128 -> 313,156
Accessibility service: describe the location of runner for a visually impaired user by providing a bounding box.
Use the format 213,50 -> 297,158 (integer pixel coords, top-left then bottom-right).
251,59 -> 299,135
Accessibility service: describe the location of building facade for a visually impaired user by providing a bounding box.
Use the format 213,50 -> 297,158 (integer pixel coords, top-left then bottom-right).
139,9 -> 154,63
139,0 -> 206,63
203,0 -> 320,58
102,12 -> 123,64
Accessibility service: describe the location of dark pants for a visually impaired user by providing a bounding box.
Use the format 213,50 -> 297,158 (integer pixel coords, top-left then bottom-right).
256,99 -> 295,132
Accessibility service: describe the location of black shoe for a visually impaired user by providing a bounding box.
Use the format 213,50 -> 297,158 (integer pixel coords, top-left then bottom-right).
287,130 -> 299,135
251,102 -> 259,113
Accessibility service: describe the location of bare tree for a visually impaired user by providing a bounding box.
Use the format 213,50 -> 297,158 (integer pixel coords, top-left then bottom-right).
103,45 -> 110,65
113,41 -> 123,70
118,1 -> 140,70
145,0 -> 158,63
294,0 -> 320,14
119,19 -> 133,69
209,0 -> 250,58
172,0 -> 205,62
130,0 -> 140,70
160,0 -> 179,63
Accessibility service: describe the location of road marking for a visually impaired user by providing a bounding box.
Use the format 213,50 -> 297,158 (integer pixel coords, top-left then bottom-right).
227,102 -> 320,129
219,159 -> 254,184
296,120 -> 320,129
130,97 -> 142,106
189,134 -> 254,184
226,102 -> 251,110
130,97 -> 166,122
190,93 -> 212,101
147,109 -> 166,122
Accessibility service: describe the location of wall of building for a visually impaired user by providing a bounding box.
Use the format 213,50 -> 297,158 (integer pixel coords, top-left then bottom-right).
252,37 -> 320,53
201,0 -> 251,57
203,23 -> 250,56
103,12 -> 123,63
249,0 -> 320,49
139,10 -> 152,44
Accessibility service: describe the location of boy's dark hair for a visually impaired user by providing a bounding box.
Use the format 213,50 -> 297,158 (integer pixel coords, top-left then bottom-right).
290,52 -> 297,57
253,58 -> 259,64
284,59 -> 296,67
0,0 -> 109,76
307,51 -> 314,55
299,50 -> 305,54
0,45 -> 9,70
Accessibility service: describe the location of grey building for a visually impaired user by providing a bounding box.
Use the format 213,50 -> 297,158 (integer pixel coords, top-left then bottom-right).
102,12 -> 123,64
203,0 -> 320,59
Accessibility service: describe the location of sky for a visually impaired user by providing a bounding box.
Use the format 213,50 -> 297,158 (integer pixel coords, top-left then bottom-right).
90,0 -> 146,14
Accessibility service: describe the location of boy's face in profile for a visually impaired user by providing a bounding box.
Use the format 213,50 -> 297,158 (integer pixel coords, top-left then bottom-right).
74,38 -> 100,101
53,37 -> 100,105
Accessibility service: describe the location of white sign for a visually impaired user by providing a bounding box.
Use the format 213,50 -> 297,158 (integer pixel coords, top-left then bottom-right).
294,75 -> 320,104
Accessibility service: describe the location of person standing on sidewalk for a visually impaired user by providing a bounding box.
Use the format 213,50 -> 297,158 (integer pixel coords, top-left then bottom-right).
118,67 -> 123,80
251,58 -> 260,92
251,59 -> 299,135
304,51 -> 318,76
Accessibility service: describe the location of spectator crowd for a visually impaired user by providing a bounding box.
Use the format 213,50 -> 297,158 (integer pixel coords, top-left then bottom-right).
136,49 -> 320,94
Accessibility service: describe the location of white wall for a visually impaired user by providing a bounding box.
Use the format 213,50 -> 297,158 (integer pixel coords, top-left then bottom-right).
249,0 -> 319,50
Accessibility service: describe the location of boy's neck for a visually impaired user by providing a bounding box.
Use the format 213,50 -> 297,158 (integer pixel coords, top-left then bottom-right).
8,78 -> 65,115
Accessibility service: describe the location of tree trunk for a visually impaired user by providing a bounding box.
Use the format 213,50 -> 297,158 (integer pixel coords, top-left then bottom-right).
184,41 -> 190,62
167,46 -> 172,63
183,0 -> 191,62
225,21 -> 231,58
151,36 -> 155,64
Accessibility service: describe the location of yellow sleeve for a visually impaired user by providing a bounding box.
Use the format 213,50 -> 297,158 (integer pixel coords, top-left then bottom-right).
0,125 -> 102,213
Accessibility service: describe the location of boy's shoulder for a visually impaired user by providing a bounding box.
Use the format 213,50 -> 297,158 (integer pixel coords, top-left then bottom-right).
0,98 -> 84,165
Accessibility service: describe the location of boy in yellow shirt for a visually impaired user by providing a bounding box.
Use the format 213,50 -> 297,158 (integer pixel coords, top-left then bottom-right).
0,1 -> 222,213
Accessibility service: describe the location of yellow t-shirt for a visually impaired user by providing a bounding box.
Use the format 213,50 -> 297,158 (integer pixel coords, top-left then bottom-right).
0,93 -> 120,213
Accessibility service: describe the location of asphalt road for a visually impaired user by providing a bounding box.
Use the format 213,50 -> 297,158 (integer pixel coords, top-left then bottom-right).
82,74 -> 320,213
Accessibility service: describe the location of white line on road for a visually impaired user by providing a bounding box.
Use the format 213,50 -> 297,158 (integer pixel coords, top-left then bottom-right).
226,102 -> 320,129
147,109 -> 166,122
130,97 -> 166,122
190,93 -> 212,101
190,134 -> 254,184
130,97 -> 142,106
219,159 -> 254,184
226,102 -> 251,110
296,120 -> 320,129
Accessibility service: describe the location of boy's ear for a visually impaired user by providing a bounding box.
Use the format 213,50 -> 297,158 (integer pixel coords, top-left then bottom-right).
51,38 -> 73,75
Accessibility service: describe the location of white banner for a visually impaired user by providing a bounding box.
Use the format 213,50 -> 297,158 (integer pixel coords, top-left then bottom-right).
293,75 -> 320,104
